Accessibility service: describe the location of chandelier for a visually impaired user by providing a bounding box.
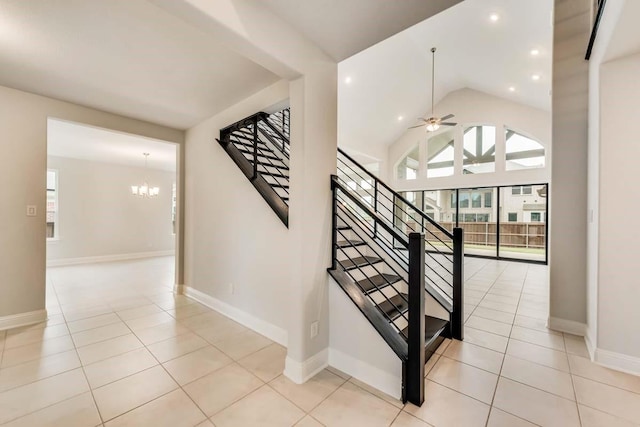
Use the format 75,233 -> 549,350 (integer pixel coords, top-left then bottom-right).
131,153 -> 159,198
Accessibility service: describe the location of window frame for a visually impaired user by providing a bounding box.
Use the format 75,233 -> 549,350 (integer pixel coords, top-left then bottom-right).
46,169 -> 59,241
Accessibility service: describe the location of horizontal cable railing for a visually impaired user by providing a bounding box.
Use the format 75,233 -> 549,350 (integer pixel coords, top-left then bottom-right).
267,108 -> 290,140
336,149 -> 455,306
219,114 -> 290,204
332,180 -> 411,336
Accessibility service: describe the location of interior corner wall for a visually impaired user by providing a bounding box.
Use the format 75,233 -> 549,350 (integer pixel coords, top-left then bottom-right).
46,156 -> 176,262
184,80 -> 290,336
597,52 -> 640,360
0,84 -> 183,319
548,0 -> 590,329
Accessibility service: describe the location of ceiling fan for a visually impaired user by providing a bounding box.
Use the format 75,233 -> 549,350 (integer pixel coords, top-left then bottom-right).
410,47 -> 457,132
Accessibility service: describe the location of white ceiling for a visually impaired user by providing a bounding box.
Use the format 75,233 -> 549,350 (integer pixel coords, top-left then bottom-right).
0,0 -> 280,129
338,0 -> 553,157
48,119 -> 177,172
260,0 -> 462,62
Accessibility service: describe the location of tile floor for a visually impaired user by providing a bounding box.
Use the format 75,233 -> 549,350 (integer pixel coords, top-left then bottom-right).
0,256 -> 639,426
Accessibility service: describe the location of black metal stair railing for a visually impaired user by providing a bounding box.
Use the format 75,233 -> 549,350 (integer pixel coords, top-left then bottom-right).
217,110 -> 291,226
329,149 -> 465,407
337,148 -> 462,325
331,176 -> 427,404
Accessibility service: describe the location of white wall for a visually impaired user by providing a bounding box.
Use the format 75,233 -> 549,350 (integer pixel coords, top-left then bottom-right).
328,280 -> 402,399
0,84 -> 183,320
184,80 -> 291,336
597,52 -> 640,364
46,156 -> 176,263
388,88 -> 551,191
548,0 -> 590,333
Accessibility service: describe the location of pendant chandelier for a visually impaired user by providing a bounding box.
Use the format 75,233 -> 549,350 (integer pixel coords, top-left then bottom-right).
131,153 -> 159,198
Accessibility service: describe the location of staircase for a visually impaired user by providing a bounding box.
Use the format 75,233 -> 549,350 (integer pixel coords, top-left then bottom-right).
329,148 -> 464,406
217,110 -> 291,226
218,107 -> 463,406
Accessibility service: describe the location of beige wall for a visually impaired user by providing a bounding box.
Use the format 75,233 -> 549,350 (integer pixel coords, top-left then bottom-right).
548,0 -> 590,329
598,52 -> 640,360
0,85 -> 183,318
46,156 -> 176,262
184,80 -> 291,332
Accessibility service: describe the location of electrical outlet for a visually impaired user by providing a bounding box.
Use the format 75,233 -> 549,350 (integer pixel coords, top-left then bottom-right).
310,321 -> 319,338
229,283 -> 235,295
26,205 -> 37,216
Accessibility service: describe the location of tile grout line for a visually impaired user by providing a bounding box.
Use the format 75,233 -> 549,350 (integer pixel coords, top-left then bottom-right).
53,275 -> 108,427
483,264 -> 531,427
265,370 -> 351,418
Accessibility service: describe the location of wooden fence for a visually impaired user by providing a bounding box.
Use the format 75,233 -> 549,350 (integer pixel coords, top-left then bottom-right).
413,221 -> 545,249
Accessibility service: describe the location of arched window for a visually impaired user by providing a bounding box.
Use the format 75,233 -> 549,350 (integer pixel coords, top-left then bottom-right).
463,125 -> 496,174
396,145 -> 419,180
427,128 -> 455,178
505,129 -> 545,170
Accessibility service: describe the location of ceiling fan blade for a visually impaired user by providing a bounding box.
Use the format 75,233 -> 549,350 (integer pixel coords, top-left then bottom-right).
441,122 -> 457,126
440,113 -> 455,121
408,124 -> 426,129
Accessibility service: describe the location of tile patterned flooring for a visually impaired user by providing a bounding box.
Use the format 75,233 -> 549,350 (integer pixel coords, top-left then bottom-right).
0,256 -> 639,426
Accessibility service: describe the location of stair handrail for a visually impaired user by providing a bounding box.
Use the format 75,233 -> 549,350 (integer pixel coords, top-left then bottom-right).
338,148 -> 453,238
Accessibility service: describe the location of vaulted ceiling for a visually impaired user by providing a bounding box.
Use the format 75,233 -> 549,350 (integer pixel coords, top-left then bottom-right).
338,0 -> 553,157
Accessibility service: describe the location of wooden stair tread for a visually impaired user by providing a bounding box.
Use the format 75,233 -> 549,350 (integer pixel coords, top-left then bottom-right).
357,273 -> 402,293
400,316 -> 449,343
336,239 -> 365,248
339,256 -> 382,270
377,293 -> 409,321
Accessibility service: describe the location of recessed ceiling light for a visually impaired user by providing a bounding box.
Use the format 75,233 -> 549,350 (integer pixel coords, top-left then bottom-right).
530,49 -> 540,56
489,13 -> 500,22
344,76 -> 352,84
509,86 -> 516,92
531,74 -> 541,81
398,116 -> 404,121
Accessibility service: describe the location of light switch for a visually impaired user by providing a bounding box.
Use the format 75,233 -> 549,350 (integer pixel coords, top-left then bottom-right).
26,205 -> 37,216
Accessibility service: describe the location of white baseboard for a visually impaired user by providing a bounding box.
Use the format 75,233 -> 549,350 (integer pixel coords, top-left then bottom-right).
284,349 -> 328,384
594,348 -> 640,377
547,316 -> 587,336
0,309 -> 47,331
584,327 -> 597,359
173,284 -> 184,295
182,286 -> 287,347
47,250 -> 175,267
329,348 -> 402,400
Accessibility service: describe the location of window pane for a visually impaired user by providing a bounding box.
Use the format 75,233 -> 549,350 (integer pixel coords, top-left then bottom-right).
47,170 -> 56,190
484,191 -> 492,208
505,129 -> 546,171
471,191 -> 481,208
458,187 -> 497,257
427,129 -> 455,178
512,187 -> 521,195
396,145 -> 419,180
46,170 -> 58,239
499,185 -> 547,261
463,125 -> 495,174
450,192 -> 456,208
459,192 -> 469,208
